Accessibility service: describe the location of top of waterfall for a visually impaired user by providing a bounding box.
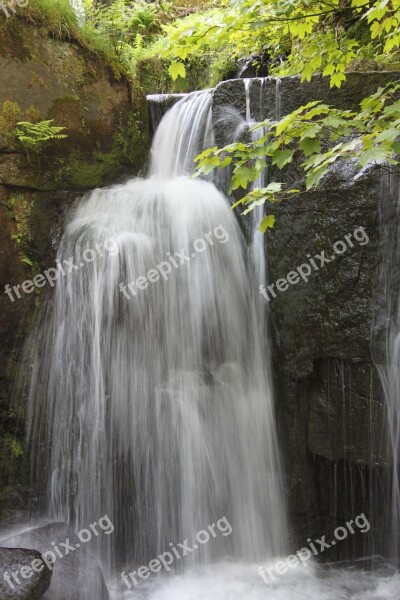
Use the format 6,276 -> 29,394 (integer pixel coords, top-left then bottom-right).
149,89 -> 215,178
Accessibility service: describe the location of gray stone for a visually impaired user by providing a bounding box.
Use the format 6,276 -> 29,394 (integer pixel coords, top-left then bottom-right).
0,547 -> 51,599
1,523 -> 109,600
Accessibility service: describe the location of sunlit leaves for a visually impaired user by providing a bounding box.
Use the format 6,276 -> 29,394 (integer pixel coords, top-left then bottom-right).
259,214 -> 276,232
161,0 -> 399,87
194,82 -> 400,222
357,0 -> 400,54
300,137 -> 321,156
168,61 -> 186,80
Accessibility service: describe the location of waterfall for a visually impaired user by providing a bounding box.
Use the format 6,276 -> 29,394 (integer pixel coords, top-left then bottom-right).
149,90 -> 214,177
26,87 -> 288,587
376,171 -> 400,563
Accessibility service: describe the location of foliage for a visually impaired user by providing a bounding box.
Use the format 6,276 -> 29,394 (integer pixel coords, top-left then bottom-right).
162,0 -> 400,87
0,101 -> 22,135
7,194 -> 35,268
24,0 -> 80,38
0,101 -> 63,161
82,0 -> 160,56
195,82 -> 400,224
3,433 -> 24,459
15,120 -> 68,157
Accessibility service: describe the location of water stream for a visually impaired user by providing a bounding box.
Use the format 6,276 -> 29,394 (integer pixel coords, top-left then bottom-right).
376,172 -> 400,563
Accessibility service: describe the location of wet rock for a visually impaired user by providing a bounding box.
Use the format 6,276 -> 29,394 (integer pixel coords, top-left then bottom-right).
147,93 -> 186,134
1,523 -> 109,600
212,71 -> 400,123
0,547 -> 51,599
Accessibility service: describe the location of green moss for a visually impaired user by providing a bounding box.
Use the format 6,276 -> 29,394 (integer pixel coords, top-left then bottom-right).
64,153 -> 121,189
46,89 -> 149,188
0,405 -> 27,518
47,96 -> 87,148
347,58 -> 400,72
6,192 -> 41,274
0,16 -> 32,61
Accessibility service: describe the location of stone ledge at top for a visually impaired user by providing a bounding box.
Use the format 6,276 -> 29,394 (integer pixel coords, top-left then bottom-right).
147,71 -> 400,133
212,71 -> 400,121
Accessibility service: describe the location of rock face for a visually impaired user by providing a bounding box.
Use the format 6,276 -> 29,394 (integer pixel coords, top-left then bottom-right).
2,523 -> 109,600
0,17 -> 148,190
212,72 -> 400,121
0,547 -> 52,599
266,168 -> 388,558
0,16 -> 148,520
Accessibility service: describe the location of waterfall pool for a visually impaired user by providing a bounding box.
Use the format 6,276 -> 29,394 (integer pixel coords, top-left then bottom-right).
108,561 -> 400,600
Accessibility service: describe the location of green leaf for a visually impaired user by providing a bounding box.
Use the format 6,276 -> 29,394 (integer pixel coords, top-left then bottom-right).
168,61 -> 186,81
305,166 -> 329,189
392,141 -> 400,153
359,146 -> 392,166
330,73 -> 346,88
259,214 -> 275,232
272,149 -> 293,169
300,137 -> 322,156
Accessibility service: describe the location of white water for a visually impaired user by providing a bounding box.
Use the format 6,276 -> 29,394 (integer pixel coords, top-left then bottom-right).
110,561 -> 400,600
26,88 -> 287,595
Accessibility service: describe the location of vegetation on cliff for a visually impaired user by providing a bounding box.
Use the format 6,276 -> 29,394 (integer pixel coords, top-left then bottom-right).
17,1 -> 398,228
1,0 -> 399,209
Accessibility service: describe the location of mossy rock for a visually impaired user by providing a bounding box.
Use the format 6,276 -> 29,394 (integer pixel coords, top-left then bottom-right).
0,19 -> 148,189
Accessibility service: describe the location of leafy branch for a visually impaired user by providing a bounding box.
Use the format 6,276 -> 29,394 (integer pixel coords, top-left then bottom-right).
163,0 -> 400,87
194,82 -> 400,230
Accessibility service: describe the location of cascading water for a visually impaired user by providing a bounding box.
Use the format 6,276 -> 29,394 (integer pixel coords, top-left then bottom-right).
376,172 -> 400,563
25,88 -> 288,595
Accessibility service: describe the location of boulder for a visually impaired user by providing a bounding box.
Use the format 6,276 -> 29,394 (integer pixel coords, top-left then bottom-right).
0,547 -> 51,599
1,523 -> 109,600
